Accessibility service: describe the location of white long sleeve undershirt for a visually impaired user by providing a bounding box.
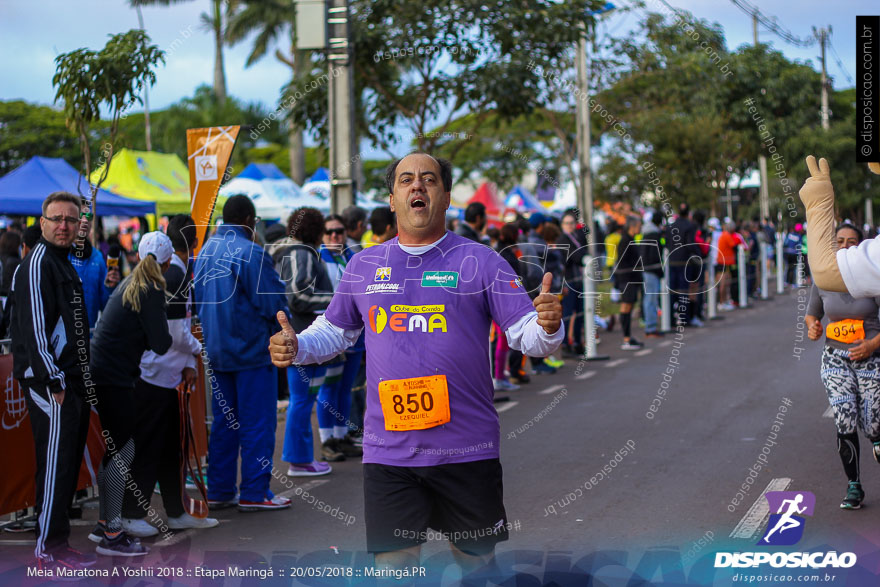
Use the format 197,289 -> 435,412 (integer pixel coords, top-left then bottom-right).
293,233 -> 565,364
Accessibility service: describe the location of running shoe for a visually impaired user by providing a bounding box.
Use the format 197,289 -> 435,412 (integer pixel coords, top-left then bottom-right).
288,461 -> 332,477
621,338 -> 644,351
167,512 -> 220,530
87,521 -> 108,544
645,331 -> 664,338
336,435 -> 363,457
96,532 -> 150,557
238,495 -> 291,512
58,546 -> 97,567
121,517 -> 159,538
532,363 -> 557,375
873,441 -> 880,464
493,378 -> 520,392
207,496 -> 239,510
509,370 -> 531,385
689,317 -> 705,328
321,438 -> 346,462
349,432 -> 364,448
544,356 -> 565,369
840,482 -> 865,510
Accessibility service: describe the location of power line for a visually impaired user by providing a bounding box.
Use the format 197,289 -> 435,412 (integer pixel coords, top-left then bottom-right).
730,0 -> 815,48
827,38 -> 854,86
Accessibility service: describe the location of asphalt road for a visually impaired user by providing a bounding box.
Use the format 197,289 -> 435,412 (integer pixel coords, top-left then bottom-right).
3,288 -> 880,586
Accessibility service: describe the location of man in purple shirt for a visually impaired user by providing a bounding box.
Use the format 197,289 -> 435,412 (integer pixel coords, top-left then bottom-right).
268,153 -> 563,573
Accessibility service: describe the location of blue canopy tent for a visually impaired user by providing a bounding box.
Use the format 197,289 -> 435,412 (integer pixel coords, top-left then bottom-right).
237,162 -> 289,181
307,167 -> 330,183
0,157 -> 156,216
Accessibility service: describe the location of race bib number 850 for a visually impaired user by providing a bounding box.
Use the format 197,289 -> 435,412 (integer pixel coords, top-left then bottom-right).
378,375 -> 450,431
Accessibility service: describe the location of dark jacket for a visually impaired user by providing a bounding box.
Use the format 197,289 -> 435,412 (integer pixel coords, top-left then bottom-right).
455,222 -> 482,243
614,232 -> 641,286
10,238 -> 89,395
89,275 -> 172,388
1,252 -> 20,297
665,217 -> 697,266
273,239 -> 335,333
639,222 -> 664,277
497,243 -> 526,280
557,230 -> 587,284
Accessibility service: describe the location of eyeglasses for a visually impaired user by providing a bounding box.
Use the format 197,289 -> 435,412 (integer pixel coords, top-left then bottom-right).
45,216 -> 79,225
325,228 -> 345,236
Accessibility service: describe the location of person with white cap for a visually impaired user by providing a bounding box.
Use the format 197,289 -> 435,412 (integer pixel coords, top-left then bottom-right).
120,216 -> 219,537
87,231 -> 173,557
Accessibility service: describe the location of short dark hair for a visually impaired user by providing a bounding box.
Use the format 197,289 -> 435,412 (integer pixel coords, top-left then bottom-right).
287,207 -> 325,245
678,202 -> 690,217
836,223 -> 863,242
500,222 -> 519,246
384,152 -> 453,194
42,191 -> 84,216
222,194 -> 256,226
341,205 -> 367,232
464,202 -> 486,223
0,231 -> 22,256
324,213 -> 344,227
369,206 -> 396,237
23,224 -> 42,249
167,214 -> 196,253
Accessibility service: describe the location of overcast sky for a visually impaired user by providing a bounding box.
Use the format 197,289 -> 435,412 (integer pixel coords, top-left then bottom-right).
0,0 -> 863,118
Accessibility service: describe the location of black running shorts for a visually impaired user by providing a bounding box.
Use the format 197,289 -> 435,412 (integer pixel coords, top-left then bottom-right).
363,458 -> 509,555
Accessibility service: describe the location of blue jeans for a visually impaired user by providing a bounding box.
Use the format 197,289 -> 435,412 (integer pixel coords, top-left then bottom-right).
643,272 -> 662,333
207,366 -> 277,502
317,351 -> 363,431
282,364 -> 327,464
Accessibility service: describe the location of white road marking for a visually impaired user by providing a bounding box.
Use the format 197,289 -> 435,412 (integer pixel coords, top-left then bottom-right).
496,401 -> 520,413
658,341 -> 673,348
606,358 -> 628,368
575,370 -> 597,381
729,477 -> 792,540
634,349 -> 653,356
823,406 -> 833,418
539,384 -> 566,396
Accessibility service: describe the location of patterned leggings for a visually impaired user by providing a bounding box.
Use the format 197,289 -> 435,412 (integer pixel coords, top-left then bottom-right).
821,347 -> 880,439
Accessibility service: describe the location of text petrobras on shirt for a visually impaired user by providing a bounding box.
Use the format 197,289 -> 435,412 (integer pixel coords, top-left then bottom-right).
714,551 -> 856,569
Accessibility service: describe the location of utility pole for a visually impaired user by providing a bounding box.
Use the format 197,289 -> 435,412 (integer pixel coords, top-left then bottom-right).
752,14 -> 769,224
135,5 -> 152,151
327,0 -> 355,213
813,26 -> 831,130
575,28 -> 594,258
752,13 -> 759,45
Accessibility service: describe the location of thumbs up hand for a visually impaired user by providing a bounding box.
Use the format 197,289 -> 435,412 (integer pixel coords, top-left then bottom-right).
268,311 -> 298,367
532,272 -> 562,335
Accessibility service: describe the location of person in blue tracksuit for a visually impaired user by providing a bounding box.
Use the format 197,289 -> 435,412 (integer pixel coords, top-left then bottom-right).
193,195 -> 291,513
69,206 -> 119,329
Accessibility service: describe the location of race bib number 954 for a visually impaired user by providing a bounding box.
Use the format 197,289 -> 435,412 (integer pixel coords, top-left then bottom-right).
378,375 -> 450,431
826,319 -> 865,344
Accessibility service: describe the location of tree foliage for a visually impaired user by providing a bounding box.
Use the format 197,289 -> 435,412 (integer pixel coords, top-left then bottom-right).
52,29 -> 164,206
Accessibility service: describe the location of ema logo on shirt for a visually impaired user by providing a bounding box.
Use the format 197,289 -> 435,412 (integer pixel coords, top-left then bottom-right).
375,267 -> 392,282
368,304 -> 448,334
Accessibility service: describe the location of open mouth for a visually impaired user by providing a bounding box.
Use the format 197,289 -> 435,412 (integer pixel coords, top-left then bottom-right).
410,196 -> 427,209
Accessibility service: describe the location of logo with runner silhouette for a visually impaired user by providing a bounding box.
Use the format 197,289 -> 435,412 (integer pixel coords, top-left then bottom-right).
759,491 -> 815,546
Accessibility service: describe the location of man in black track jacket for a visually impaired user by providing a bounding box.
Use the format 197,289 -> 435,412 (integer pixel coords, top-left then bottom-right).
9,191 -> 96,570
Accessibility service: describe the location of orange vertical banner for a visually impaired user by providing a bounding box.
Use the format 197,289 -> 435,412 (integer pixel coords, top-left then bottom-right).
186,126 -> 240,255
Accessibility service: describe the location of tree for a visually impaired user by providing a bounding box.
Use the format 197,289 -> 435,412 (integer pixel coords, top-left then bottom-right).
288,0 -> 606,166
226,0 -> 310,183
130,0 -> 233,106
0,101 -> 82,176
52,29 -> 164,211
114,85 -> 287,161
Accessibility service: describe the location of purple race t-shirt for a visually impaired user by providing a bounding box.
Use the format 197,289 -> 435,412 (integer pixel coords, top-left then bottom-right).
324,231 -> 535,466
